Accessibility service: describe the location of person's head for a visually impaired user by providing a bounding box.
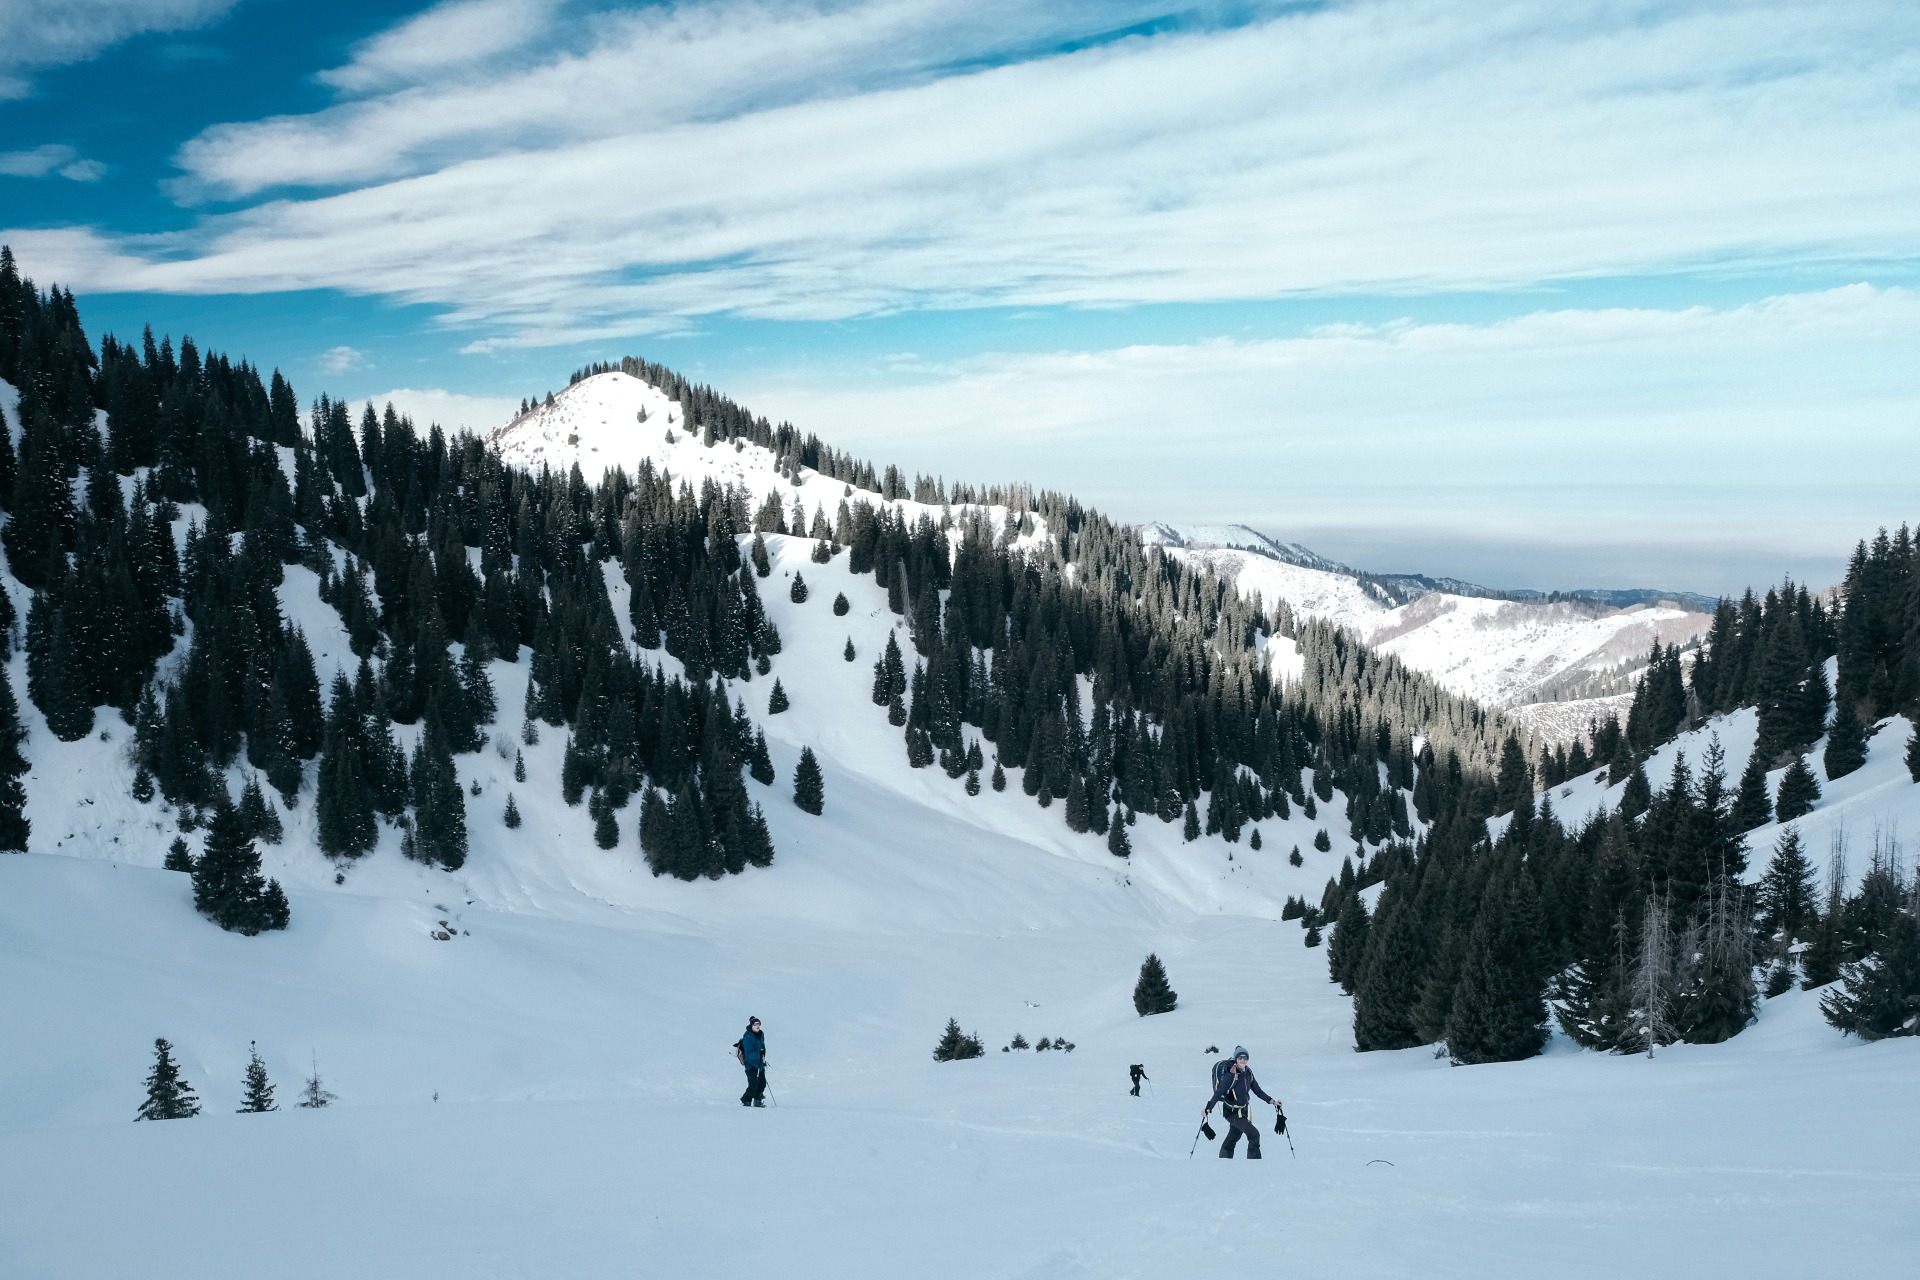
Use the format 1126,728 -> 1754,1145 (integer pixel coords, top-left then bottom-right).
1233,1046 -> 1249,1068
749,1017 -> 762,1032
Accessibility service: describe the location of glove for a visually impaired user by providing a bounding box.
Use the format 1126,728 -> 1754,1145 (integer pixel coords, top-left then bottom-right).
1274,1110 -> 1287,1135
1200,1122 -> 1216,1140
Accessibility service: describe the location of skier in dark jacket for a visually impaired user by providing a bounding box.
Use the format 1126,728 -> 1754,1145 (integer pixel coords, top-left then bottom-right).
1202,1046 -> 1281,1159
735,1017 -> 767,1107
1129,1064 -> 1148,1097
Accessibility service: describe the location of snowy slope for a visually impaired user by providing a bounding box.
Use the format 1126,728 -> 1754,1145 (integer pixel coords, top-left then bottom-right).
1160,531 -> 1711,736
4,372 -> 1917,1276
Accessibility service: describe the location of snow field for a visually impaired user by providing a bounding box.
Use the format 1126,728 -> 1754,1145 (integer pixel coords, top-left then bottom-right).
3,372 -> 1917,1275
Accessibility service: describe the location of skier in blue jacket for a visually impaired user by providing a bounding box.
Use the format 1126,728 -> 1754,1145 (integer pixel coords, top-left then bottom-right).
1202,1046 -> 1281,1158
735,1017 -> 767,1107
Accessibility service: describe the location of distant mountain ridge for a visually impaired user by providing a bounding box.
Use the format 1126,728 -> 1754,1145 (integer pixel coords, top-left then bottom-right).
1140,522 -> 1719,613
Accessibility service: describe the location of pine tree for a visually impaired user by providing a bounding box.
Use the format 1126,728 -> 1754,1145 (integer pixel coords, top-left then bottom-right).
1822,700 -> 1868,780
843,637 -> 855,662
1672,881 -> 1756,1044
767,679 -> 789,714
0,672 -> 29,851
296,1052 -> 336,1108
1352,890 -> 1428,1050
135,1038 -> 200,1120
164,836 -> 194,872
1132,953 -> 1177,1015
789,572 -> 808,603
1908,727 -> 1920,783
991,761 -> 1006,791
1775,755 -> 1821,821
833,592 -> 850,617
192,796 -> 291,935
409,737 -> 469,870
503,793 -> 522,828
1249,827 -> 1261,850
792,746 -> 824,815
1327,889 -> 1371,994
1756,828 -> 1816,946
1730,747 -> 1772,831
237,1041 -> 277,1112
1107,816 -> 1131,857
1181,801 -> 1199,842
751,532 -> 770,577
514,749 -> 526,783
932,1017 -> 984,1061
1445,875 -> 1549,1064
1313,829 -> 1331,852
1820,910 -> 1920,1040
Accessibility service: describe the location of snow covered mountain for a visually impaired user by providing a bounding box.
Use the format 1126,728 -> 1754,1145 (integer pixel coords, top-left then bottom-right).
3,346 -> 1917,1277
1145,522 -> 1714,740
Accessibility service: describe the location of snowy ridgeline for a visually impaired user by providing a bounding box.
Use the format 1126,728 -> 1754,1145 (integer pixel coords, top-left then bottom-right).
1151,529 -> 1712,734
3,370 -> 1918,1274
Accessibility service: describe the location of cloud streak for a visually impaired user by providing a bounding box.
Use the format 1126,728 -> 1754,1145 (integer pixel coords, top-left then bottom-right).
0,0 -> 239,98
0,144 -> 105,181
9,0 -> 1917,346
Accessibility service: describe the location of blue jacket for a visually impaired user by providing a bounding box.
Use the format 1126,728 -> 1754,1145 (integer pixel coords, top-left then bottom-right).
738,1028 -> 765,1070
1207,1065 -> 1273,1111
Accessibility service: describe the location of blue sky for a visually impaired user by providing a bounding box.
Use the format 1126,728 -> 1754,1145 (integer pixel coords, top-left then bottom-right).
4,0 -> 1919,594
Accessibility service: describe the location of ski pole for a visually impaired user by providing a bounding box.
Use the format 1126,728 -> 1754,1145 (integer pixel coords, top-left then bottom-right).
1276,1107 -> 1295,1159
1188,1119 -> 1209,1159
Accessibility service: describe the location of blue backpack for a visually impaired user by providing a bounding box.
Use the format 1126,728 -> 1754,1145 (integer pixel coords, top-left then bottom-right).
1209,1057 -> 1236,1098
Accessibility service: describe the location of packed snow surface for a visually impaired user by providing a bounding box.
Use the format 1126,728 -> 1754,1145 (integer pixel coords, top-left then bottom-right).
3,375 -> 1917,1275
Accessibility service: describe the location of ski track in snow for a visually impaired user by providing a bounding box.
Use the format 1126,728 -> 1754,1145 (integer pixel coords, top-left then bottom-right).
1,374 -> 1916,1276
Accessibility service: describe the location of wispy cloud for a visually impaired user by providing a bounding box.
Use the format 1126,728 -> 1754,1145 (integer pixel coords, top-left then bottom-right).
0,144 -> 105,181
736,285 -> 1920,585
317,0 -> 558,95
0,0 -> 239,98
9,0 -> 1920,352
317,345 -> 366,374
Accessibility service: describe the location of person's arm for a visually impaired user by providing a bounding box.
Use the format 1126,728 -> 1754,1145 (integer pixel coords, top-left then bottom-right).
1247,1072 -> 1280,1107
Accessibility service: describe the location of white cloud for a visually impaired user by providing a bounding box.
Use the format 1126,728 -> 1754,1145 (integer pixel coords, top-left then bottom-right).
362,387 -> 520,433
0,144 -> 104,180
318,0 -> 558,95
0,0 -> 239,98
13,0 -> 1905,346
732,285 -> 1920,589
317,345 -> 366,375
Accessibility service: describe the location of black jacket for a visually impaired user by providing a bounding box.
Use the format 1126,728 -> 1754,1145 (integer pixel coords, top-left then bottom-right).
1207,1066 -> 1274,1111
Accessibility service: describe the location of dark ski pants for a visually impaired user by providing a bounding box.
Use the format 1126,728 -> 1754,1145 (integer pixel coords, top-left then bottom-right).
741,1068 -> 766,1105
1219,1107 -> 1262,1159
1130,1081 -> 1142,1097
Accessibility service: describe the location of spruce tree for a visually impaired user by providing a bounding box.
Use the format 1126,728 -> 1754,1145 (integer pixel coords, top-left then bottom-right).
0,672 -> 29,851
932,1018 -> 984,1061
1908,727 -> 1920,783
1820,910 -> 1920,1040
503,793 -> 522,828
1327,890 -> 1371,994
238,1041 -> 277,1112
843,637 -> 855,662
1107,816 -> 1131,857
1352,890 -> 1428,1051
751,532 -> 770,577
792,746 -> 824,815
1132,953 -> 1177,1015
1445,874 -> 1549,1064
135,1038 -> 200,1120
789,572 -> 808,603
192,797 -> 291,935
748,729 -> 775,785
1775,755 -> 1821,820
1313,829 -> 1331,852
1756,828 -> 1816,946
1730,747 -> 1772,831
1181,801 -> 1199,842
1672,882 -> 1757,1044
164,836 -> 194,872
767,679 -> 789,714
409,737 -> 469,870
833,592 -> 850,616
1822,700 -> 1868,780
991,761 -> 1006,791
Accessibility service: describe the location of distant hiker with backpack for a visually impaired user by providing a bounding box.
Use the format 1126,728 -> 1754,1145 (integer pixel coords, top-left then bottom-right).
1129,1064 -> 1149,1097
734,1017 -> 767,1107
1202,1047 -> 1281,1159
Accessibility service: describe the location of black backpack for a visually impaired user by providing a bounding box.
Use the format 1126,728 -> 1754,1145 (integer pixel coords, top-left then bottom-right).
1209,1058 -> 1235,1098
